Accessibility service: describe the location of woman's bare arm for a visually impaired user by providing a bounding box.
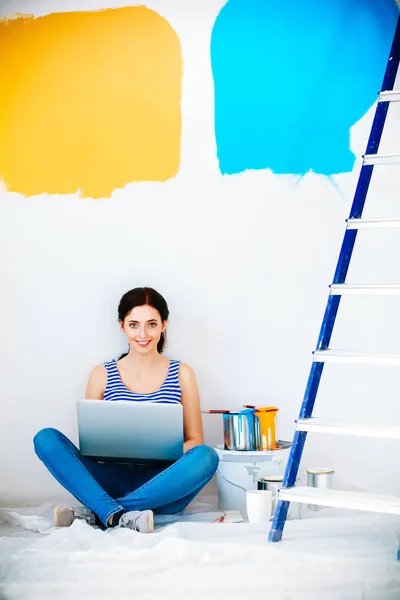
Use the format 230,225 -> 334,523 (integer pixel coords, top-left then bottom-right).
179,363 -> 204,452
85,365 -> 107,400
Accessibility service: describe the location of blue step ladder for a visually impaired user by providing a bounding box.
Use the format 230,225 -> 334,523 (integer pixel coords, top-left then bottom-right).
269,16 -> 400,556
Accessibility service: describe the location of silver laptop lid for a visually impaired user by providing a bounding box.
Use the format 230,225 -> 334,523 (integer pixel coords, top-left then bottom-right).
77,400 -> 184,464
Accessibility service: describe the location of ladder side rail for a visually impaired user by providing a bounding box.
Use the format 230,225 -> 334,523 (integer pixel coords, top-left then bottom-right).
269,16 -> 400,544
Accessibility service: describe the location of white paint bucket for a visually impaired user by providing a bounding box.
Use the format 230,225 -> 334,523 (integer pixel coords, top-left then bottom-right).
214,442 -> 291,513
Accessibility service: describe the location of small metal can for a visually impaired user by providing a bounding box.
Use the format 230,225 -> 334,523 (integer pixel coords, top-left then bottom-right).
223,410 -> 261,451
257,475 -> 301,519
257,475 -> 283,495
306,467 -> 334,511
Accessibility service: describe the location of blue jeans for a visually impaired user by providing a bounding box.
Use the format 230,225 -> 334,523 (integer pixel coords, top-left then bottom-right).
33,428 -> 219,527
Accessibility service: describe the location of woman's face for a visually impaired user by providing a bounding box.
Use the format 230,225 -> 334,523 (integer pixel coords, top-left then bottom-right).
120,304 -> 166,354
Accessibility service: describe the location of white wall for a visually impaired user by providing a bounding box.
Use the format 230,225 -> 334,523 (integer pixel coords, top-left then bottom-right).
1,0 -> 400,504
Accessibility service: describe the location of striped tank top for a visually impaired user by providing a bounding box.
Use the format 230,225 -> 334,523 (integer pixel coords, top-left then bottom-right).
103,359 -> 182,404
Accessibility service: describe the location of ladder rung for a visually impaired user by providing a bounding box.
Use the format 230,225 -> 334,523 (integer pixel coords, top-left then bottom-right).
363,153 -> 400,166
313,350 -> 400,366
278,486 -> 400,516
347,218 -> 400,230
329,284 -> 400,296
379,90 -> 400,103
296,417 -> 400,439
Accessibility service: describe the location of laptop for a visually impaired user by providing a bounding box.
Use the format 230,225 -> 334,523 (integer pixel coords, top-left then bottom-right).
77,400 -> 184,465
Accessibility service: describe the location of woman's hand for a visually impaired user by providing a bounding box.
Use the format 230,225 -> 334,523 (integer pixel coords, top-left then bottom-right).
179,363 -> 204,452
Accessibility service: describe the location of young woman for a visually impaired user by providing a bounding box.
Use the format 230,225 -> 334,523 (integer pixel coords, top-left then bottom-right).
34,287 -> 219,533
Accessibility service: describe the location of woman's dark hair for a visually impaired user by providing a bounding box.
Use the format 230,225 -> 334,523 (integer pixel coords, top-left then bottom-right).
118,287 -> 169,357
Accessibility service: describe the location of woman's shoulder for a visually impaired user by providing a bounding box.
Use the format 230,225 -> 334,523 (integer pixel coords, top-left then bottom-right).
89,363 -> 109,381
177,360 -> 192,372
177,361 -> 197,383
167,358 -> 190,372
86,363 -> 108,399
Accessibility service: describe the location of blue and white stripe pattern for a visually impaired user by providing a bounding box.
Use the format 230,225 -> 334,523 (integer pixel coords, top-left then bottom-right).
103,359 -> 181,404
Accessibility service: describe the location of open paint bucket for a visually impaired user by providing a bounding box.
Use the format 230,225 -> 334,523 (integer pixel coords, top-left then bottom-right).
214,442 -> 292,512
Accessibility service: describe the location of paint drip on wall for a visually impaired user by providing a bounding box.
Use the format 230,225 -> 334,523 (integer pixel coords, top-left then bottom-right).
211,0 -> 398,176
0,7 -> 182,199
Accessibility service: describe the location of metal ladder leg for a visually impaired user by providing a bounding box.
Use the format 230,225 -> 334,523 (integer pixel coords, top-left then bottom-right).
269,362 -> 324,542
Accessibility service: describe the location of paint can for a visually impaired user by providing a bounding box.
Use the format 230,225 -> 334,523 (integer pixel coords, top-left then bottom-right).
306,467 -> 334,511
254,407 -> 279,450
223,409 -> 260,451
257,475 -> 301,520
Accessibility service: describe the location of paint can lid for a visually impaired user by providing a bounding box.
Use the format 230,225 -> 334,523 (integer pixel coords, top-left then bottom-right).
257,475 -> 284,482
306,467 -> 335,475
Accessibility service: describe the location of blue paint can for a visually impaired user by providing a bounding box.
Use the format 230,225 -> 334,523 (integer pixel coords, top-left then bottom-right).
223,409 -> 261,451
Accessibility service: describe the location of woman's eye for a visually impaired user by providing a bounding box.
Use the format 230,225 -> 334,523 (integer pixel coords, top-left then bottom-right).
129,323 -> 138,328
149,323 -> 157,328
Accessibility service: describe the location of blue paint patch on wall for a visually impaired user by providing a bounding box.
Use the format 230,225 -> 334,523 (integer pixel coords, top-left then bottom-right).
211,0 -> 398,176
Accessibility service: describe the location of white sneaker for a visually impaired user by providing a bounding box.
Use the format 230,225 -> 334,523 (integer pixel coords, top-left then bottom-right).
118,510 -> 154,533
54,504 -> 97,527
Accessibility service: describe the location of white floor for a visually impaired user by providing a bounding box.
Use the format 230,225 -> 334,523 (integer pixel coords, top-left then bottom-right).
1,495 -> 400,600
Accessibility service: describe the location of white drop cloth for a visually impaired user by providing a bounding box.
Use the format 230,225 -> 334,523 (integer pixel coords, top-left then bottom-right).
0,495 -> 399,600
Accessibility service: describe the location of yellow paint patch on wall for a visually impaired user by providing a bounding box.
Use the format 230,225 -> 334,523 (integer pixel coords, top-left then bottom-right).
0,8 -> 182,199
